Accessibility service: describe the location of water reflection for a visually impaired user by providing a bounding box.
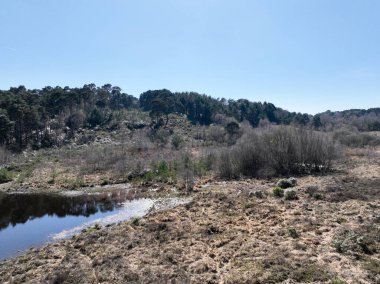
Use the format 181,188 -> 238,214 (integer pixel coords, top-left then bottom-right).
0,190 -> 135,231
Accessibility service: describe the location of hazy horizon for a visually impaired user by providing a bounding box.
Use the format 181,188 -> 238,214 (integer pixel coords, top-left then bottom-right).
1,0 -> 379,114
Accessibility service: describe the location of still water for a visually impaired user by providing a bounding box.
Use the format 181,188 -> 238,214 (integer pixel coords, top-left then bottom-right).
0,190 -> 156,260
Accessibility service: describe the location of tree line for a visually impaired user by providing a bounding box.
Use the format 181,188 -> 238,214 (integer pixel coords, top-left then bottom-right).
0,85 -> 379,151
139,89 -> 311,127
0,84 -> 138,150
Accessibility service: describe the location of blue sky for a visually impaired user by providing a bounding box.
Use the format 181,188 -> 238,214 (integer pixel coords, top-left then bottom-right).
0,0 -> 379,114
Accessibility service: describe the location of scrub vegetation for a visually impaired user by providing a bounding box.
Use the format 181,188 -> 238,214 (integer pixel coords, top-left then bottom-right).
0,86 -> 379,283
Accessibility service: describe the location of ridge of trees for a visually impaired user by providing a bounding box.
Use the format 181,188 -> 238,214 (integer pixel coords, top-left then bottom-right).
0,85 -> 379,151
313,108 -> 380,131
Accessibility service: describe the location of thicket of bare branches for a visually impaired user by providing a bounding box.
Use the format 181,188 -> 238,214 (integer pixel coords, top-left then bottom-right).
217,126 -> 338,179
333,129 -> 380,148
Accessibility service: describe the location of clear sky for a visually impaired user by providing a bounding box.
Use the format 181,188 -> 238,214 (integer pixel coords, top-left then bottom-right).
1,0 -> 379,114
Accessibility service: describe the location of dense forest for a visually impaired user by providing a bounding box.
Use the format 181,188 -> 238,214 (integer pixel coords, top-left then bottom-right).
0,84 -> 379,151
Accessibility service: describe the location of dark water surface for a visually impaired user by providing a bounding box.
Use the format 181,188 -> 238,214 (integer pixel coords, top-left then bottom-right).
0,190 -> 155,260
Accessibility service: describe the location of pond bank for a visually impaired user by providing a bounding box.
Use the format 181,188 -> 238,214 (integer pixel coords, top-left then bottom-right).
0,188 -> 190,261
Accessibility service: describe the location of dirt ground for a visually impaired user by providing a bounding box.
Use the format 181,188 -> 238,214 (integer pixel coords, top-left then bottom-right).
0,150 -> 379,284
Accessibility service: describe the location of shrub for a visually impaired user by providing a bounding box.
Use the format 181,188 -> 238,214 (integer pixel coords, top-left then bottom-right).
277,178 -> 295,189
273,187 -> 284,197
149,128 -> 169,147
288,227 -> 300,238
305,185 -> 318,196
171,134 -> 184,150
206,125 -> 226,144
177,153 -> 195,191
333,229 -> 374,255
313,193 -> 323,200
333,129 -> 380,148
217,150 -> 239,179
131,217 -> 140,226
87,108 -> 103,127
0,168 -> 12,183
217,126 -> 337,178
249,190 -> 264,198
225,121 -> 240,136
284,188 -> 298,200
139,160 -> 176,183
225,121 -> 241,145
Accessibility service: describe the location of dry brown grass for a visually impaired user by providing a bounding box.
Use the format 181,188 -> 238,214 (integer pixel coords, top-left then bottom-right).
1,152 -> 379,283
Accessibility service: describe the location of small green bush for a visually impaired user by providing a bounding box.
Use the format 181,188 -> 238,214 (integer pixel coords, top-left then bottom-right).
284,188 -> 298,200
333,230 -> 373,255
131,217 -> 140,226
0,168 -> 12,184
288,227 -> 300,238
313,193 -> 323,200
277,178 -> 296,189
66,176 -> 86,190
273,187 -> 284,197
139,160 -> 176,183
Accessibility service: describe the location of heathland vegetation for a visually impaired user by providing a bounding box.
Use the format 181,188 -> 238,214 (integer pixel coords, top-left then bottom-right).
0,85 -> 379,283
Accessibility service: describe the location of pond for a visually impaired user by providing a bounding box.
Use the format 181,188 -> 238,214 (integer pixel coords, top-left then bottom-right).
0,189 -> 178,260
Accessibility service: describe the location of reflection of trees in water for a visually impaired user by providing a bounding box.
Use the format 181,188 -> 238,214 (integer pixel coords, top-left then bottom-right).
0,190 -> 135,231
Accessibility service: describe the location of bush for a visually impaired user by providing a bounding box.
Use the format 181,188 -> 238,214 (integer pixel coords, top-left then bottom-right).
249,190 -> 264,198
304,185 -> 323,199
217,126 -> 337,178
0,168 -> 12,183
305,185 -> 318,196
288,227 -> 300,238
171,134 -> 184,150
87,108 -> 103,128
273,187 -> 284,197
217,150 -> 239,179
131,217 -> 140,226
149,128 -> 169,147
313,193 -> 323,200
277,178 -> 296,189
284,188 -> 298,200
333,229 -> 374,255
333,129 -> 380,148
